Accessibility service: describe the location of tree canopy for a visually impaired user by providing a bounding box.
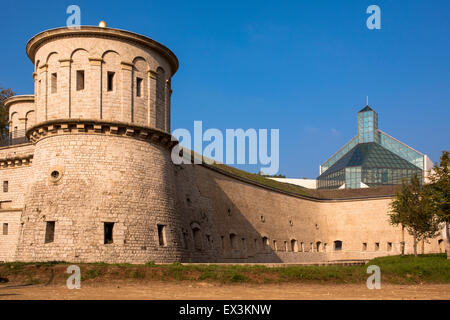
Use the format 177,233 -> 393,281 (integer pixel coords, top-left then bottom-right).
0,86 -> 15,135
428,151 -> 450,224
389,174 -> 440,256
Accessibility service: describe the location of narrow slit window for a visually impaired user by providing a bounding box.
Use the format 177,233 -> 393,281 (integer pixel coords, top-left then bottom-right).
387,242 -> 392,252
362,242 -> 367,251
2,223 -> 8,235
229,233 -> 237,249
3,181 -> 8,193
193,227 -> 202,250
45,221 -> 55,243
76,70 -> 85,91
375,242 -> 380,251
157,224 -> 166,246
104,222 -> 114,244
107,72 -> 115,91
136,77 -> 143,97
51,73 -> 57,93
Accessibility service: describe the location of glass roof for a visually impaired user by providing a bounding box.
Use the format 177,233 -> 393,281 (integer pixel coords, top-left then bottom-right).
358,105 -> 374,112
318,142 -> 421,178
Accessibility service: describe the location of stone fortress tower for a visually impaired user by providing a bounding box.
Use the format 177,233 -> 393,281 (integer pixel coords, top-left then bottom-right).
15,24 -> 182,263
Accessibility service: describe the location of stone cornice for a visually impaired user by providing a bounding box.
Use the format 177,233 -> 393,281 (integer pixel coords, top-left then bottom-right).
26,26 -> 179,76
26,119 -> 178,150
0,154 -> 33,169
4,95 -> 35,109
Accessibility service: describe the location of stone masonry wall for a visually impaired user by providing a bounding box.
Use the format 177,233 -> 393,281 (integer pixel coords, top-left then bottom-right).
15,133 -> 182,263
175,164 -> 443,263
0,143 -> 34,261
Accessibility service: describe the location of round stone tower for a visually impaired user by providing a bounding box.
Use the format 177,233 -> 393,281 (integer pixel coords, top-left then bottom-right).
16,25 -> 182,263
4,95 -> 35,141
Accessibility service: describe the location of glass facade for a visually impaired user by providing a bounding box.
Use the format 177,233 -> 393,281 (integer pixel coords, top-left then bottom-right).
357,106 -> 379,143
320,137 -> 358,174
318,106 -> 424,189
378,131 -> 424,170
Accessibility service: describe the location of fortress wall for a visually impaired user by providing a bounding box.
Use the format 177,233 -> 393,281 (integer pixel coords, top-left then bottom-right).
176,164 -> 326,262
0,144 -> 34,209
0,209 -> 22,262
15,134 -> 182,263
0,144 -> 34,262
176,164 -> 443,263
320,200 -> 443,259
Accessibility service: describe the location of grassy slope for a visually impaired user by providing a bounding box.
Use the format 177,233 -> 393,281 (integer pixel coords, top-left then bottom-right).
0,254 -> 448,285
209,163 -> 313,197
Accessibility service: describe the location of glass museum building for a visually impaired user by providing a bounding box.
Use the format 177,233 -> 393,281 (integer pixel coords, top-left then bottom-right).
317,106 -> 433,189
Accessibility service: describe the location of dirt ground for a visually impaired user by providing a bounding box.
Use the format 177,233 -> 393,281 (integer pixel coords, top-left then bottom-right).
0,281 -> 449,300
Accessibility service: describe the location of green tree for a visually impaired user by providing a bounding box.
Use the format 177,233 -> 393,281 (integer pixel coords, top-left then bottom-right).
389,175 -> 439,257
0,86 -> 15,135
427,151 -> 450,259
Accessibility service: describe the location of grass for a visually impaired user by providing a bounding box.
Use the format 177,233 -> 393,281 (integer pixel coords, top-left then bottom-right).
209,163 -> 313,197
0,254 -> 448,286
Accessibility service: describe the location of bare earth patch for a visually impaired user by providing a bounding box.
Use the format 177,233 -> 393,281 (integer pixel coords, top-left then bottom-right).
0,281 -> 449,300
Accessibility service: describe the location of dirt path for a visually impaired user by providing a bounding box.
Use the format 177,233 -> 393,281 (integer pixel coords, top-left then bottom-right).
0,281 -> 449,300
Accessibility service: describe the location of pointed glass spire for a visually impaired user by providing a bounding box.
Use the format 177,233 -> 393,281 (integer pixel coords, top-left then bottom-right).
357,105 -> 378,143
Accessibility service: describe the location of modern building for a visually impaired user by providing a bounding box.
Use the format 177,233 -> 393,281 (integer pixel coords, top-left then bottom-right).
317,106 -> 433,189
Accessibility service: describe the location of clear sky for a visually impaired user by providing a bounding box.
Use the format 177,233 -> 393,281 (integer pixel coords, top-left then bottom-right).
1,0 -> 449,178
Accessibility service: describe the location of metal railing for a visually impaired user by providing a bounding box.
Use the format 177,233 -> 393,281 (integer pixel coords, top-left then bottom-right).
0,129 -> 29,147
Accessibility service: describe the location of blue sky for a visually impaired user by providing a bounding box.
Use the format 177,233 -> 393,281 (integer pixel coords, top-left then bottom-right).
1,0 -> 449,178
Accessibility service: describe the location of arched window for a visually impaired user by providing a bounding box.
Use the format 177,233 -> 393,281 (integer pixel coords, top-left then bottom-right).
262,236 -> 269,251
291,239 -> 298,252
334,240 -> 343,251
191,224 -> 202,250
438,239 -> 444,253
316,241 -> 322,252
229,233 -> 238,249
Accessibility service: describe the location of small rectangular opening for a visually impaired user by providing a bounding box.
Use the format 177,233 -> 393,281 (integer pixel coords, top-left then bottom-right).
45,221 -> 55,243
51,73 -> 57,93
76,70 -> 85,91
136,77 -> 143,97
2,223 -> 8,235
107,72 -> 115,91
387,242 -> 392,252
375,242 -> 380,251
104,222 -> 114,244
230,233 -> 237,249
3,181 -> 8,193
157,224 -> 166,246
362,242 -> 367,251
334,240 -> 342,251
